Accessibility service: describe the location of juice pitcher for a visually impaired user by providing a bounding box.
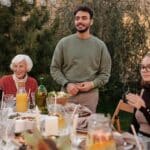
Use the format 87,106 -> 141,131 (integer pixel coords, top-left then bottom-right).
16,82 -> 28,112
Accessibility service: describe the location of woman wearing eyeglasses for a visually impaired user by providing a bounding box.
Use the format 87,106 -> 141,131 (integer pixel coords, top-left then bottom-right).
126,52 -> 150,147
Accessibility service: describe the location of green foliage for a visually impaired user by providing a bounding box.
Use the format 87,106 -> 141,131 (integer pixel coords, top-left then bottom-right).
0,1 -> 51,74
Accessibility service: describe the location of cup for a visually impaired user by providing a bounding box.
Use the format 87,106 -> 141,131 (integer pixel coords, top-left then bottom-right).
3,94 -> 15,109
86,113 -> 116,150
46,96 -> 54,107
47,104 -> 71,136
28,92 -> 36,111
138,133 -> 150,150
16,93 -> 28,112
0,108 -> 9,122
0,108 -> 13,142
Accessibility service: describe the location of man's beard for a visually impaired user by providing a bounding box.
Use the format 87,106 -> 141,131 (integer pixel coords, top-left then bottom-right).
76,26 -> 89,33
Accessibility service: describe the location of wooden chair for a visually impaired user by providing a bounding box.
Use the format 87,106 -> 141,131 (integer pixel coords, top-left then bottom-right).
111,100 -> 134,132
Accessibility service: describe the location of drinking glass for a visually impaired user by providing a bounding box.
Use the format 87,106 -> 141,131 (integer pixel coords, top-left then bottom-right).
138,133 -> 150,150
0,108 -> 9,122
3,94 -> 15,110
46,96 -> 55,108
46,104 -> 71,136
86,113 -> 116,150
28,92 -> 36,112
0,108 -> 11,143
0,120 -> 16,150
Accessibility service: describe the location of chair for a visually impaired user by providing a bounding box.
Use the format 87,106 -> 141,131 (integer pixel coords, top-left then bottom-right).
111,100 -> 134,132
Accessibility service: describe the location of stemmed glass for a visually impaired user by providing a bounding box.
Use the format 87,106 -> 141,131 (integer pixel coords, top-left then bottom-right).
0,108 -> 10,143
0,93 -> 16,146
28,92 -> 36,112
46,102 -> 71,136
3,94 -> 16,113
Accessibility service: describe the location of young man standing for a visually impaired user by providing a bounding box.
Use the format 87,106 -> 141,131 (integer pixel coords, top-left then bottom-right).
50,5 -> 111,112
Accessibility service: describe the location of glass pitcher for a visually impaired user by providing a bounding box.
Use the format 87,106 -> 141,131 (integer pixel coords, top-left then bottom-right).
87,113 -> 116,150
16,82 -> 28,112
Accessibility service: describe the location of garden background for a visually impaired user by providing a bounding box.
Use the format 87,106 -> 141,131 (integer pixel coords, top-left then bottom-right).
0,0 -> 150,130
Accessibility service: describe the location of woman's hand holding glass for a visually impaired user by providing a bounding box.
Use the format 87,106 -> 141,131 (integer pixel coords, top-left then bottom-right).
126,93 -> 146,109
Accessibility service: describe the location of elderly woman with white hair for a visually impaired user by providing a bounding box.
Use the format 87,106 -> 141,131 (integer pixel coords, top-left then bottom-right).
0,54 -> 38,96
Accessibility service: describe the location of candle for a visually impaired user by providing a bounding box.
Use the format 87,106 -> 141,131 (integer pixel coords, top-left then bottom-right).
44,116 -> 58,136
15,119 -> 25,133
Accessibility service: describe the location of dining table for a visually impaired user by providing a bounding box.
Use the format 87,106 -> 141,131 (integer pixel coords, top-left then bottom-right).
0,103 -> 140,150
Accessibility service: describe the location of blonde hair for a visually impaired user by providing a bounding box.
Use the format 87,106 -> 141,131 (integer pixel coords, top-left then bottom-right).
10,54 -> 33,72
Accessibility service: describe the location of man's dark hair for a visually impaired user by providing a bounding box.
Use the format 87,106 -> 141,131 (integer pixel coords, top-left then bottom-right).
74,5 -> 94,19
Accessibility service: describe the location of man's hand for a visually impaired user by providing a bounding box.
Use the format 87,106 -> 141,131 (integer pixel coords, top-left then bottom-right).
126,93 -> 146,109
66,83 -> 79,96
77,81 -> 94,92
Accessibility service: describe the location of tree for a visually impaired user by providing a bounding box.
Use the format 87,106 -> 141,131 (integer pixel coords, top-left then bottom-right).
52,0 -> 149,101
0,0 -> 49,74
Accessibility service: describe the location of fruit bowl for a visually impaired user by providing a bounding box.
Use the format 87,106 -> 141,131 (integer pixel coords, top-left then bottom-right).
47,91 -> 70,106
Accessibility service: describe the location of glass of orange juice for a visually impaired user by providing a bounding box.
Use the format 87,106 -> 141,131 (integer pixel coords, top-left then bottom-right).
16,82 -> 28,112
16,92 -> 28,112
86,113 -> 116,150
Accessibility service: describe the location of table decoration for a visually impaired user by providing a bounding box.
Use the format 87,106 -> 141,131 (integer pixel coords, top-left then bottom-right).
43,116 -> 58,136
22,128 -> 71,150
64,103 -> 92,132
47,91 -> 70,105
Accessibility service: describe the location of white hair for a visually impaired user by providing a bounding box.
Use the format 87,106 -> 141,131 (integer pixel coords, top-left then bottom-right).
10,54 -> 33,72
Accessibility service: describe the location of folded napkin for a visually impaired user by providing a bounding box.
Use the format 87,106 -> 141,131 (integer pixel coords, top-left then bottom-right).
64,103 -> 92,117
64,103 -> 92,130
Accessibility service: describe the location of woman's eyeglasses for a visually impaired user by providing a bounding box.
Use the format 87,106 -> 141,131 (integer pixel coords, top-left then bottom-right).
140,64 -> 150,72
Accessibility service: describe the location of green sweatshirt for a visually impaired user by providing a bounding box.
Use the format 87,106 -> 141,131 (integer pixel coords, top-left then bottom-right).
50,33 -> 111,88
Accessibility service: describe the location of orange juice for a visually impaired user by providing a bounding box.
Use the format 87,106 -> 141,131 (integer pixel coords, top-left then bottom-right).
58,114 -> 65,129
16,93 -> 28,112
87,131 -> 116,150
87,140 -> 116,150
49,112 -> 65,129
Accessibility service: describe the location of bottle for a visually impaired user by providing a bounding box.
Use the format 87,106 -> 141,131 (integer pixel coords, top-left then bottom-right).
35,77 -> 47,113
16,82 -> 28,112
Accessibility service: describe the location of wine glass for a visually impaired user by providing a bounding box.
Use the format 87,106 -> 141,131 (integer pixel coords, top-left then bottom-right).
28,92 -> 36,112
0,108 -> 11,143
3,94 -> 15,113
47,104 -> 71,136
